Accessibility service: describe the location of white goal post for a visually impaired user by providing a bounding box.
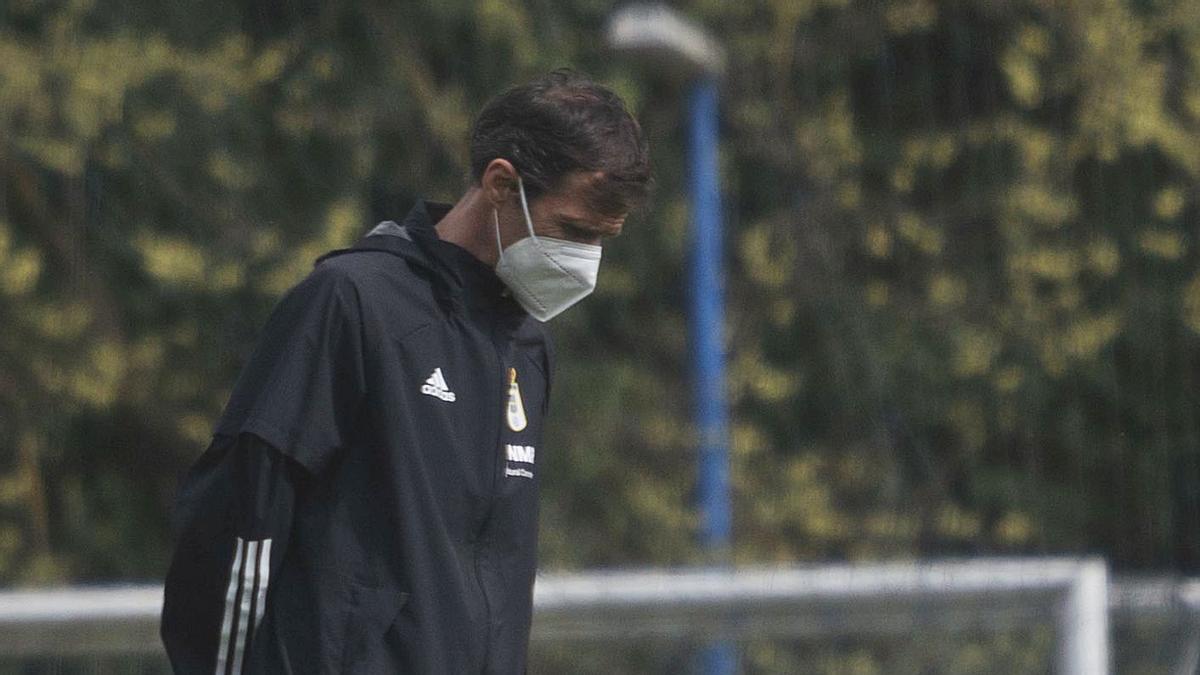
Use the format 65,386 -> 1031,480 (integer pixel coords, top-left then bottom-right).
0,557 -> 1176,674
533,558 -> 1109,674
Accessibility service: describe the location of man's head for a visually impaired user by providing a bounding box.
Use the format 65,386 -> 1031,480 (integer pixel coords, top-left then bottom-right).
437,70 -> 649,320
470,69 -> 652,246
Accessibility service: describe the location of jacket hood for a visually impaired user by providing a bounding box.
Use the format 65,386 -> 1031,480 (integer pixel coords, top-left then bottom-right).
315,200 -> 520,318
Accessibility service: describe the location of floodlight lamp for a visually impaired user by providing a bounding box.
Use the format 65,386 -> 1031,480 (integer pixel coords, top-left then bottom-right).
606,4 -> 726,80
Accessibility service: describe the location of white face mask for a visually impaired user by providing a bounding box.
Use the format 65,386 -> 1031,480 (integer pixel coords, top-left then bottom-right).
494,178 -> 602,322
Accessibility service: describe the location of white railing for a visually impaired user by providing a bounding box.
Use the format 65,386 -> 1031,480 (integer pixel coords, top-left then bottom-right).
4,558 -> 1194,673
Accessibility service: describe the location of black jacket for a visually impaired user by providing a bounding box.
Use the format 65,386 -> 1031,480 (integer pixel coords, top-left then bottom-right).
162,202 -> 552,674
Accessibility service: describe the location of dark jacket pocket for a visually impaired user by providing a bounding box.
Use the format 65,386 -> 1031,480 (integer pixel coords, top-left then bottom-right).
341,580 -> 410,673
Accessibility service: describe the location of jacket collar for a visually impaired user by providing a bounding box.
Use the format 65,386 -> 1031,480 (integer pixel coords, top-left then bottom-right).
316,200 -> 522,319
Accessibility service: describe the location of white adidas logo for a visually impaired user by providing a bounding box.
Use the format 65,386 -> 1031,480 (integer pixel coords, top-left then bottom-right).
420,368 -> 456,402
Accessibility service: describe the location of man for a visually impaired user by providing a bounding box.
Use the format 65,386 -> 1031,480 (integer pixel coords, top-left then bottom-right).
161,69 -> 650,674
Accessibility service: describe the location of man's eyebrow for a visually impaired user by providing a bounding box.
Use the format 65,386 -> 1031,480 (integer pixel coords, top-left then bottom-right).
557,217 -> 601,233
559,216 -> 623,237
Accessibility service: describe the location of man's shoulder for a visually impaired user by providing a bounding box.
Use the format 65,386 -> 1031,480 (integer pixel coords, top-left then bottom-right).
304,247 -> 441,324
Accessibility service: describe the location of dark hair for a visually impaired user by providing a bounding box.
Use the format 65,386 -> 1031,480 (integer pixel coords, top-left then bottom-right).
470,69 -> 652,216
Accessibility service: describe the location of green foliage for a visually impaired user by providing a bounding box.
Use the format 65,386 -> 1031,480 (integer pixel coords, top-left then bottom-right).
2,0 -> 1200,605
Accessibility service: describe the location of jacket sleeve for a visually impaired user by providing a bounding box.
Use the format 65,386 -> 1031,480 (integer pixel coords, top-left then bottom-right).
213,264 -> 368,475
164,264 -> 367,672
161,431 -> 298,675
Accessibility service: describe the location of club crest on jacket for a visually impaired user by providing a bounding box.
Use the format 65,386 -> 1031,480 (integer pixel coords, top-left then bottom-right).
507,368 -> 527,432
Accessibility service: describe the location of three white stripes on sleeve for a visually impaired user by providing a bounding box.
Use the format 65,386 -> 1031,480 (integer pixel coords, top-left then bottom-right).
215,537 -> 272,675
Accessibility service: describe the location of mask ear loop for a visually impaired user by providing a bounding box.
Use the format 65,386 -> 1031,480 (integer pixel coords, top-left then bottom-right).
493,207 -> 504,261
516,176 -> 538,241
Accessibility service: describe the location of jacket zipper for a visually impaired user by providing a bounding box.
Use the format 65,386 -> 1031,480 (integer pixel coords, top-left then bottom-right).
473,336 -> 512,670
477,346 -> 510,538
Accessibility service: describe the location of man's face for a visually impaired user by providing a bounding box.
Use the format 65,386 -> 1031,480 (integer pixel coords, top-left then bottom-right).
522,171 -> 627,247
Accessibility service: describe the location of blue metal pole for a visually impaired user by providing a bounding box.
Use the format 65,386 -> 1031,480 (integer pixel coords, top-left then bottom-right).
687,76 -> 735,675
688,76 -> 730,560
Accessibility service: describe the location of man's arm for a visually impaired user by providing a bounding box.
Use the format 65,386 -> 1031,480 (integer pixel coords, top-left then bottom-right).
214,432 -> 297,674
164,264 -> 365,672
161,432 -> 299,675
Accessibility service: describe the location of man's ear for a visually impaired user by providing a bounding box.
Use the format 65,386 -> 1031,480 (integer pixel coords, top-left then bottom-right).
481,159 -> 519,208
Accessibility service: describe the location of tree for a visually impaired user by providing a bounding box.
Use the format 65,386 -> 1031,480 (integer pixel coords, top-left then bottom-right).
2,0 -> 1200,594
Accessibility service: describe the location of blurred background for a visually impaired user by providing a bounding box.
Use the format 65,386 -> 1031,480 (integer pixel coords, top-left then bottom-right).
3,0 -> 1200,672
